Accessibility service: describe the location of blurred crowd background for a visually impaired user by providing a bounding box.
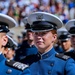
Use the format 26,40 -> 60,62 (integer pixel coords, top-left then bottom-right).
0,0 -> 75,43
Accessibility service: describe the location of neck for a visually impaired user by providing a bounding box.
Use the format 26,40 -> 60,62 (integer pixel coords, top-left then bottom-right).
65,47 -> 73,52
38,44 -> 53,54
28,40 -> 34,46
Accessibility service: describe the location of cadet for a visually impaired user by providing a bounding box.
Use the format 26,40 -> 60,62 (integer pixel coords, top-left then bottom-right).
0,14 -> 30,75
4,35 -> 18,60
27,12 -> 75,75
15,17 -> 38,65
58,29 -> 73,53
54,27 -> 68,53
65,19 -> 75,60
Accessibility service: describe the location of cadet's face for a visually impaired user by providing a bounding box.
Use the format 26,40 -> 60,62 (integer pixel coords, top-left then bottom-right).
33,31 -> 57,53
71,35 -> 75,49
5,49 -> 15,60
61,39 -> 71,51
26,31 -> 34,41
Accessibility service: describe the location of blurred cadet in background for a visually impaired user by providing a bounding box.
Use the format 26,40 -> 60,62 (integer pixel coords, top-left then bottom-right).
54,27 -> 67,53
58,31 -> 73,53
15,17 -> 38,65
0,13 -> 30,75
65,19 -> 75,60
4,35 -> 18,60
17,35 -> 23,48
21,30 -> 27,41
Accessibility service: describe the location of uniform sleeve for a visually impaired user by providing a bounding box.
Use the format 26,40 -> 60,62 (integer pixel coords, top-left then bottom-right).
65,58 -> 75,75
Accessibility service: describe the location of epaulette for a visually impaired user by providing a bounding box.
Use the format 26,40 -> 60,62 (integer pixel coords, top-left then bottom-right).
55,53 -> 71,60
5,60 -> 29,71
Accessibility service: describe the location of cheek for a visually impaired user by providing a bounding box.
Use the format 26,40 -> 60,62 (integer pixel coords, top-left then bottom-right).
33,35 -> 36,40
71,38 -> 74,43
43,35 -> 53,44
7,51 -> 11,55
68,41 -> 71,46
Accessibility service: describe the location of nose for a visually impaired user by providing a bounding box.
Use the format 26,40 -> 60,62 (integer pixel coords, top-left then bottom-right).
34,32 -> 42,39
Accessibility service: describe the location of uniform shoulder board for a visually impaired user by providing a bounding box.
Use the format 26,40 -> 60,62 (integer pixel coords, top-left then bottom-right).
55,53 -> 71,60
5,60 -> 29,71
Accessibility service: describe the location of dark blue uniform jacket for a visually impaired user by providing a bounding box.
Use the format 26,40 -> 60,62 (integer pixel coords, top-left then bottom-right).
29,47 -> 75,75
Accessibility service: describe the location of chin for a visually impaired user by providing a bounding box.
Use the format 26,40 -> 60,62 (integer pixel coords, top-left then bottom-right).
37,46 -> 44,50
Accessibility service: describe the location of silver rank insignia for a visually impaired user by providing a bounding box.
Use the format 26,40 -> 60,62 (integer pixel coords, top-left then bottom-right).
5,60 -> 29,71
55,53 -> 70,60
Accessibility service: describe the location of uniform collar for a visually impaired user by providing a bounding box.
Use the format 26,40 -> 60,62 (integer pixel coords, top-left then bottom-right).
0,54 -> 5,62
41,47 -> 56,59
0,52 -> 2,55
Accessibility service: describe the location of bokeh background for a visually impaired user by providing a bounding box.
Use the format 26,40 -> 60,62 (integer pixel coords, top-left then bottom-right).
0,0 -> 75,41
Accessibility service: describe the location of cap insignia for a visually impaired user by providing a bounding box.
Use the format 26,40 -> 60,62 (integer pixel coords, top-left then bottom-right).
36,14 -> 44,21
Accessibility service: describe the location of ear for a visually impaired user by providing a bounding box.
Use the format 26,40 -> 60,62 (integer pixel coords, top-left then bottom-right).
2,35 -> 8,46
53,34 -> 57,42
